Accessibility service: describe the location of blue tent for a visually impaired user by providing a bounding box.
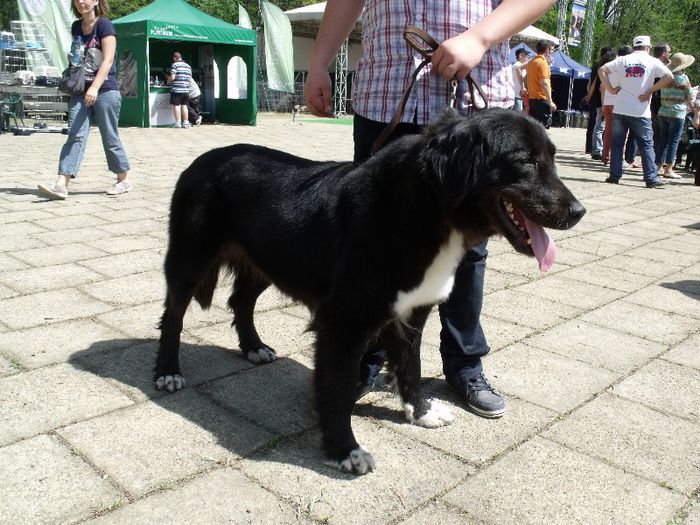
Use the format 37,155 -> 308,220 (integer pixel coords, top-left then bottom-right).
549,50 -> 591,118
550,50 -> 591,80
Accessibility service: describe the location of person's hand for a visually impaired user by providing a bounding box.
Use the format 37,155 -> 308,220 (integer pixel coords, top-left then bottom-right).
638,90 -> 652,102
84,85 -> 99,107
549,101 -> 557,110
520,88 -> 528,97
582,94 -> 590,102
609,86 -> 621,95
305,68 -> 333,117
430,31 -> 488,82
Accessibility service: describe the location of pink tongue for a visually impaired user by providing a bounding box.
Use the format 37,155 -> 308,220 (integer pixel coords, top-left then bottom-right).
524,218 -> 557,272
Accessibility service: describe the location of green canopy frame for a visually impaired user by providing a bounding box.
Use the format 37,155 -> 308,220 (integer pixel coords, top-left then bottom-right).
113,0 -> 257,127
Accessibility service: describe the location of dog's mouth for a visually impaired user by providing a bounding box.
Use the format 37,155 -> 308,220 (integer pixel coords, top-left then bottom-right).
498,198 -> 557,272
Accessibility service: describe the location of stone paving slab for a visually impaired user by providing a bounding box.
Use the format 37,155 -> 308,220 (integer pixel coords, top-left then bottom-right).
89,468 -> 307,524
0,363 -> 133,446
0,434 -> 123,524
1,115 -> 699,524
240,417 -> 472,525
544,393 -> 700,495
58,389 -> 273,498
442,437 -> 686,525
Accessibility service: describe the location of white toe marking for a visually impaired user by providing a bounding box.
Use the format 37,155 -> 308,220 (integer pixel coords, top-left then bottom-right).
326,446 -> 376,475
246,347 -> 277,364
405,399 -> 454,428
155,374 -> 185,392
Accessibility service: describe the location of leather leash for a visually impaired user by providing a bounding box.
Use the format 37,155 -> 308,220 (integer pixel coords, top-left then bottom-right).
370,26 -> 489,154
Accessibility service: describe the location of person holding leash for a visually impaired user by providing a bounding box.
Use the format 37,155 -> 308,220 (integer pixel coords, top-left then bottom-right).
306,0 -> 557,419
38,0 -> 131,200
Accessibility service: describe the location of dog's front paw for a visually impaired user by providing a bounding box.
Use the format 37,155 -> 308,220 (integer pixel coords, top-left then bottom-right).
326,446 -> 376,475
404,399 -> 454,428
155,374 -> 186,392
244,346 -> 277,364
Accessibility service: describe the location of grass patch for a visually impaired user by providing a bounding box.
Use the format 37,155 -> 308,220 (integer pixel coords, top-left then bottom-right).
296,118 -> 353,126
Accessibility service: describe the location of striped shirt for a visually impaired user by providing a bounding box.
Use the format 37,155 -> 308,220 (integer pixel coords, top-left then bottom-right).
353,0 -> 514,124
658,73 -> 691,119
171,60 -> 192,94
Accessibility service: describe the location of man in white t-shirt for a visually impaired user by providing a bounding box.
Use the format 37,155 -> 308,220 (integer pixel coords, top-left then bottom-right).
599,35 -> 673,188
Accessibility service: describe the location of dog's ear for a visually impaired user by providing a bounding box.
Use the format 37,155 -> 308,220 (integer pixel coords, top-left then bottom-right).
421,112 -> 486,213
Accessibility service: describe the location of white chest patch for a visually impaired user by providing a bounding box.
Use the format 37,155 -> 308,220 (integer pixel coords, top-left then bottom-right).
393,231 -> 465,320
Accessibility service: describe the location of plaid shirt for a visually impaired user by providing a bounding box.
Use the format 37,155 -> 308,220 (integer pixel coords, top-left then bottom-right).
353,0 -> 514,124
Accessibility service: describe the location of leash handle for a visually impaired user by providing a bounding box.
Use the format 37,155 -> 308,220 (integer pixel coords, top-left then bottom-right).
371,26 -> 488,154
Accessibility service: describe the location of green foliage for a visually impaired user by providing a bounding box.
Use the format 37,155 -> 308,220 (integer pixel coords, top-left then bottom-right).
0,1 -> 19,31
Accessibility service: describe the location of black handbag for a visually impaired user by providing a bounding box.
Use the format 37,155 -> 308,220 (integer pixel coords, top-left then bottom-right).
58,22 -> 97,96
58,65 -> 86,95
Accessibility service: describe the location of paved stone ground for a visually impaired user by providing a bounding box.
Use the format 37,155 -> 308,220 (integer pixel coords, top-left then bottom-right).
0,113 -> 699,525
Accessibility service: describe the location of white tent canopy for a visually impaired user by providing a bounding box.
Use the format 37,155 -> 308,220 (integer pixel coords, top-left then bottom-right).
516,25 -> 559,46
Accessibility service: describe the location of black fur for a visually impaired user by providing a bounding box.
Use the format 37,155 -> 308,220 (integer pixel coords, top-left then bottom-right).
156,108 -> 585,474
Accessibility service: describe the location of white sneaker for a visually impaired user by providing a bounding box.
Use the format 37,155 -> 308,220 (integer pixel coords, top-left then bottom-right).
195,116 -> 202,126
37,181 -> 68,200
106,180 -> 133,195
662,171 -> 681,179
182,120 -> 191,128
174,122 -> 182,128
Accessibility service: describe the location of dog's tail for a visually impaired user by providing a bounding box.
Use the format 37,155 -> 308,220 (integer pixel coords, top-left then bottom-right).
193,265 -> 219,310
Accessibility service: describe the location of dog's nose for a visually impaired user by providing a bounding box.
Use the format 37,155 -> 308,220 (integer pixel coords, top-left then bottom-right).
569,201 -> 586,222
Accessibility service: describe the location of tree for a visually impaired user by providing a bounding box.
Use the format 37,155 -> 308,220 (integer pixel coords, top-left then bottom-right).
0,1 -> 19,31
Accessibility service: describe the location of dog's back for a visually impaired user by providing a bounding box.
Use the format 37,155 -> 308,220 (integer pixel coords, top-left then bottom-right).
167,144 -> 357,308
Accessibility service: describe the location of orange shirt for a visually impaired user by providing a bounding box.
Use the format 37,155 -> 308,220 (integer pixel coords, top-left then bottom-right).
526,54 -> 551,101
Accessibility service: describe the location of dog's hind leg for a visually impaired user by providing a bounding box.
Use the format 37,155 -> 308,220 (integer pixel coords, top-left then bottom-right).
382,306 -> 453,428
156,247 -> 218,392
228,270 -> 276,364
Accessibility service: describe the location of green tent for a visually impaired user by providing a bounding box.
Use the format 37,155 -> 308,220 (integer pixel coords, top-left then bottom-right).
113,0 -> 257,127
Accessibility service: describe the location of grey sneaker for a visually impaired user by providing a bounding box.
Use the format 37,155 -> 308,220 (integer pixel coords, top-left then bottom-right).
37,181 -> 68,200
182,120 -> 191,128
106,180 -> 132,195
450,372 -> 506,418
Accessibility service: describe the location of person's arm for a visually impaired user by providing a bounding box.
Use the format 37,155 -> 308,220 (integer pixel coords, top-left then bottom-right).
430,0 -> 556,81
305,0 -> 365,117
540,70 -> 556,110
583,73 -> 596,102
693,93 -> 700,129
598,65 -> 620,96
514,64 -> 527,96
84,34 -> 115,107
639,72 -> 673,102
169,65 -> 176,84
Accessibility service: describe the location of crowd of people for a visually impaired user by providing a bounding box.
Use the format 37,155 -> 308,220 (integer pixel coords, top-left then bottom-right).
589,38 -> 697,187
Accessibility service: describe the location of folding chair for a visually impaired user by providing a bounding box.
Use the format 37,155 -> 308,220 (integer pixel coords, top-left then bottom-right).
1,93 -> 26,133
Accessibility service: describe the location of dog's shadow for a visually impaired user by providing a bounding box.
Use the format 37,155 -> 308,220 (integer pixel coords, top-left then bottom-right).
68,338 -> 418,479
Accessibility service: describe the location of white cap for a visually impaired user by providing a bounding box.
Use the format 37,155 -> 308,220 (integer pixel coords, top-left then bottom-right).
632,35 -> 651,47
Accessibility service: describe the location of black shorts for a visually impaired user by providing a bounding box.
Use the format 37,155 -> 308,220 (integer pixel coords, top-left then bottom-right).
529,99 -> 552,129
170,92 -> 189,105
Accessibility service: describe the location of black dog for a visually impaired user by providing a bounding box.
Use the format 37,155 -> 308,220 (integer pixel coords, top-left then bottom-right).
156,108 -> 585,474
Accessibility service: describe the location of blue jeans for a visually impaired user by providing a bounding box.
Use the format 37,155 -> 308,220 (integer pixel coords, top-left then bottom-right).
609,113 -> 658,183
513,98 -> 524,112
592,107 -> 604,155
58,89 -> 130,177
655,116 -> 684,167
354,113 -> 490,383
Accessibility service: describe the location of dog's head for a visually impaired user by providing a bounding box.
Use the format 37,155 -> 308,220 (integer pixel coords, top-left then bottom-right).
420,108 -> 586,271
